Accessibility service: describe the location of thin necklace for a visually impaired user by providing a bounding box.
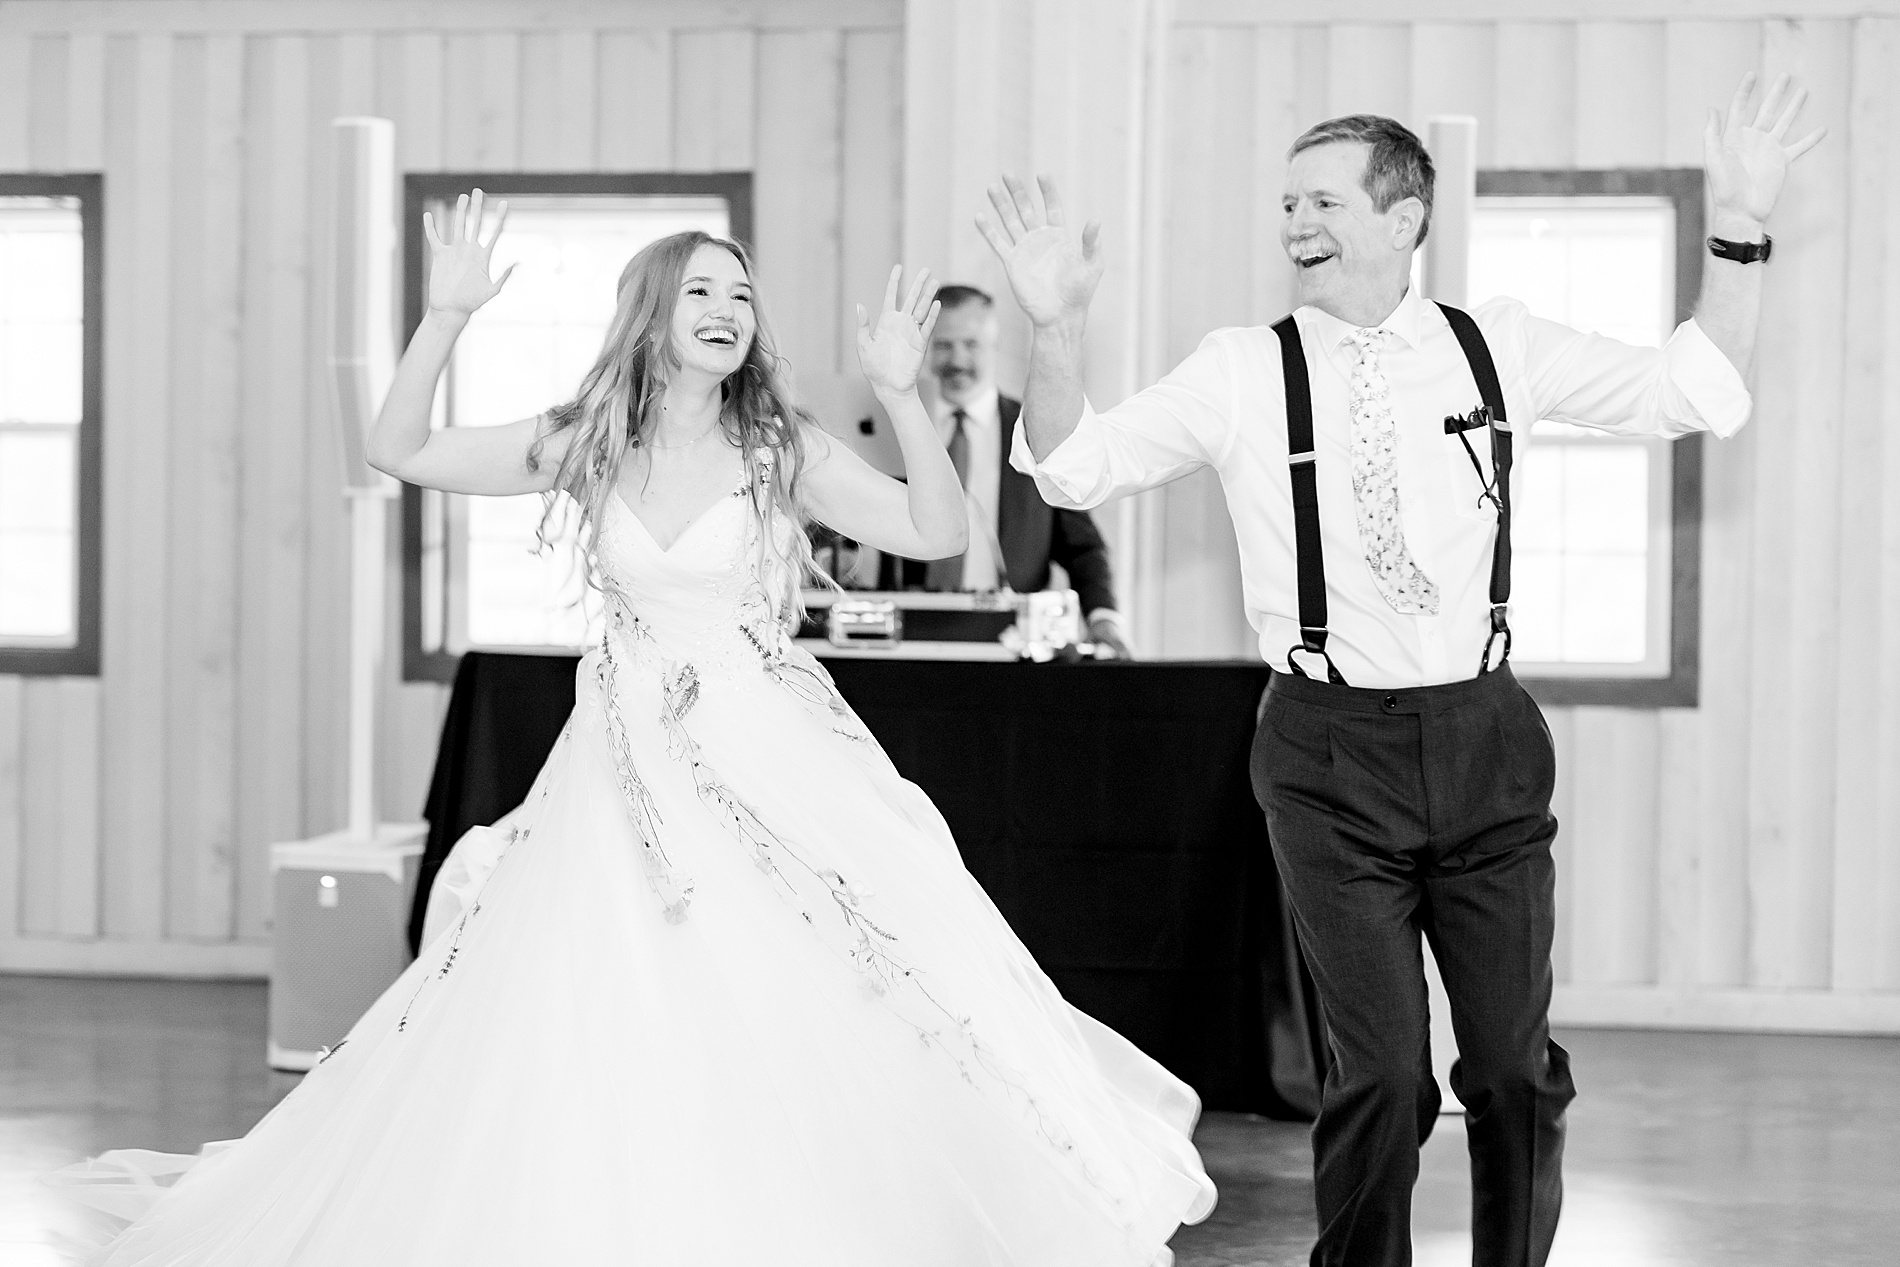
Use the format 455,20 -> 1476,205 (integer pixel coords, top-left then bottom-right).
643,421 -> 720,451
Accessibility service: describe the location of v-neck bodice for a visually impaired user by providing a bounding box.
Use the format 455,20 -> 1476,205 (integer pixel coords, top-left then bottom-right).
597,484 -> 797,678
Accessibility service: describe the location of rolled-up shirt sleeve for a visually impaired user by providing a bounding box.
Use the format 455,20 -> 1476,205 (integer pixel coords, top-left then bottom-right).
1503,296 -> 1753,440
1009,329 -> 1238,510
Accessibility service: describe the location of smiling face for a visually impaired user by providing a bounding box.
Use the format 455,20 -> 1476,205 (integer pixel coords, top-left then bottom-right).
927,301 -> 998,407
669,243 -> 756,380
1281,140 -> 1423,326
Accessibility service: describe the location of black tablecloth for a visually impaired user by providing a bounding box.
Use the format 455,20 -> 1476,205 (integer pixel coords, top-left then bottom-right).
414,651 -> 1325,1118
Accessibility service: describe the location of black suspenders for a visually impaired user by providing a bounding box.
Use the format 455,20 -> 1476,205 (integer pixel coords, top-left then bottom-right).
1272,303 -> 1513,685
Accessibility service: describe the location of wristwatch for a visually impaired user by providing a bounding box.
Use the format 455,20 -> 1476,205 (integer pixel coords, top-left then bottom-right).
1708,234 -> 1772,264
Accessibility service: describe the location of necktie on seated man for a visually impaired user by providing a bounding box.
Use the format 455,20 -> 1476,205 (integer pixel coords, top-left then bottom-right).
926,408 -> 971,591
1348,327 -> 1438,615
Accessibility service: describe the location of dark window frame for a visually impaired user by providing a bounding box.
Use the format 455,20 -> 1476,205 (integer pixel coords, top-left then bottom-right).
399,172 -> 754,683
1481,168 -> 1706,710
0,173 -> 103,677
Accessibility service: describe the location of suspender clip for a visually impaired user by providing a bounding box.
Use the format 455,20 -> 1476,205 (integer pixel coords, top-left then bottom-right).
1288,450 -> 1316,466
1480,603 -> 1512,674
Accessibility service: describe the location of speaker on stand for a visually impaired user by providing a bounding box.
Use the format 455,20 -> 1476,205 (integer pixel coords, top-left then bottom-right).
268,116 -> 427,1071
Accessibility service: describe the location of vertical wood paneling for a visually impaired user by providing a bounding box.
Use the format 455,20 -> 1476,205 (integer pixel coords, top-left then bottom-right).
64,33 -> 104,169
298,34 -> 349,862
1869,24 -> 1900,993
518,29 -> 596,170
17,680 -> 62,934
1292,26 -> 1328,136
755,29 -> 844,381
673,28 -> 754,172
0,679 -> 19,938
0,35 -> 31,166
1410,24 -> 1496,167
97,32 -> 171,941
596,30 -> 672,170
1574,22 -> 1666,167
163,32 -> 210,936
397,33 -> 445,173
336,31 -> 374,119
519,31 -> 564,168
2,4 -> 1892,1015
1563,22 -> 1671,990
234,33 -> 310,942
1666,19 -> 1761,989
838,29 -> 903,375
322,43 -> 378,857
1654,709 -> 1701,986
26,35 -> 65,170
1157,25 -> 1254,659
1326,24 -> 1409,124
443,31 -> 520,170
1829,17 -> 1899,992
1493,23 -> 1574,168
55,677 -> 100,936
165,32 -> 243,940
1748,19 -> 1852,989
1662,22 -> 1761,168
1566,709 -> 1660,984
1249,26 -> 1298,323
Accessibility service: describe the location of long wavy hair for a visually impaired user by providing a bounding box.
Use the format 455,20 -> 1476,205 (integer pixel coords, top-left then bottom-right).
527,230 -> 826,625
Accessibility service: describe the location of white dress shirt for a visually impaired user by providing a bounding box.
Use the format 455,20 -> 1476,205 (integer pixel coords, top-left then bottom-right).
1010,288 -> 1751,687
936,387 -> 1003,591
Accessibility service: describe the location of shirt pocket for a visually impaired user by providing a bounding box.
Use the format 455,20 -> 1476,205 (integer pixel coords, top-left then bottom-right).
1442,422 -> 1502,525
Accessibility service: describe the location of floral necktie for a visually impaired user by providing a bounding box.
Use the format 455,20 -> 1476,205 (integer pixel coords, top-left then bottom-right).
1348,327 -> 1438,615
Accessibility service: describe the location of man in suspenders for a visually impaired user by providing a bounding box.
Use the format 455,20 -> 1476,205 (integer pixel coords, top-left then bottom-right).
979,75 -> 1821,1267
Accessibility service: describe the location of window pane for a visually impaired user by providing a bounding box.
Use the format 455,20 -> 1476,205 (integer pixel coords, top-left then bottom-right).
0,427 -> 77,641
1471,196 -> 1672,672
1470,198 -> 1674,347
428,195 -> 729,651
0,196 -> 84,650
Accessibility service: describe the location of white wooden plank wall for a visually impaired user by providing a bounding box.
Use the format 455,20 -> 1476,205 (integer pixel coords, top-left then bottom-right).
0,2 -> 905,975
1,0 -> 1895,1028
1157,12 -> 1900,1028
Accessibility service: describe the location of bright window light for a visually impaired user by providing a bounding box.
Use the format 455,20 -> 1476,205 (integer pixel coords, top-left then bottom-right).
1470,196 -> 1675,676
0,196 -> 83,647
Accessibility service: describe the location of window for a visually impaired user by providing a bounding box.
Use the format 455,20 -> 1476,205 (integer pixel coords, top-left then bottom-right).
0,176 -> 101,676
402,174 -> 752,681
1472,170 -> 1705,707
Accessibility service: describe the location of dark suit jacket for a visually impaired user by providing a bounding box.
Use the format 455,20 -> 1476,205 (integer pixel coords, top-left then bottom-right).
880,395 -> 1117,615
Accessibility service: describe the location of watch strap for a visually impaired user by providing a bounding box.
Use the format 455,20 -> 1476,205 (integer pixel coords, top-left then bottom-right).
1708,233 -> 1773,264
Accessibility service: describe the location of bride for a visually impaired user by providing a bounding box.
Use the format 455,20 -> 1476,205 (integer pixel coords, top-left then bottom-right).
60,189 -> 1215,1266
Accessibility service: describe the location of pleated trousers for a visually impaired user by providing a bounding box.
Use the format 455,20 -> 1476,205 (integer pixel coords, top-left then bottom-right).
1251,662 -> 1576,1267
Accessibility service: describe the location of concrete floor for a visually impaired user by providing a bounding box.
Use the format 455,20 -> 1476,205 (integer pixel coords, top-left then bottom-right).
3,975 -> 1896,1266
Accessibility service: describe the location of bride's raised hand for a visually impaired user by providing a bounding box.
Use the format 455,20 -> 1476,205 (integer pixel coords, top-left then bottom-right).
423,188 -> 514,317
854,264 -> 941,396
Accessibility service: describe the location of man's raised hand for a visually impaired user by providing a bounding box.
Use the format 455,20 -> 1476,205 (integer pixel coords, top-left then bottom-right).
976,175 -> 1104,330
1705,72 -> 1826,229
423,188 -> 515,317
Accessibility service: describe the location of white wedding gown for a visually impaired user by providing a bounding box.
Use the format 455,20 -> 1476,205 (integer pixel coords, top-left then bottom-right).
58,480 -> 1215,1266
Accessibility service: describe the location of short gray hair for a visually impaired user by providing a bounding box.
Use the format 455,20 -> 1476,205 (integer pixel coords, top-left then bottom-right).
1288,114 -> 1435,247
933,284 -> 994,312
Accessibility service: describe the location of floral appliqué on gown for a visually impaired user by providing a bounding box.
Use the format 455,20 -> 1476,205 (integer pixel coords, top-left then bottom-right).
54,478 -> 1215,1267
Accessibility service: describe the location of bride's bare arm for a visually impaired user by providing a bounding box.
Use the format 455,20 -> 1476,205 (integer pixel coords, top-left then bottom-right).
368,189 -> 571,496
801,266 -> 967,560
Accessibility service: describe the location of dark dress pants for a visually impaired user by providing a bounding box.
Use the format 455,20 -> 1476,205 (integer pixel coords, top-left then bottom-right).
1251,663 -> 1576,1267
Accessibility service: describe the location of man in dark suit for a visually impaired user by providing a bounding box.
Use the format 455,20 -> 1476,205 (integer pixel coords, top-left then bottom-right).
880,284 -> 1130,657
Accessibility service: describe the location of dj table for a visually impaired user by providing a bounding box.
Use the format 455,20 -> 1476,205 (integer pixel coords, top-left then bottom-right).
411,651 -> 1325,1118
